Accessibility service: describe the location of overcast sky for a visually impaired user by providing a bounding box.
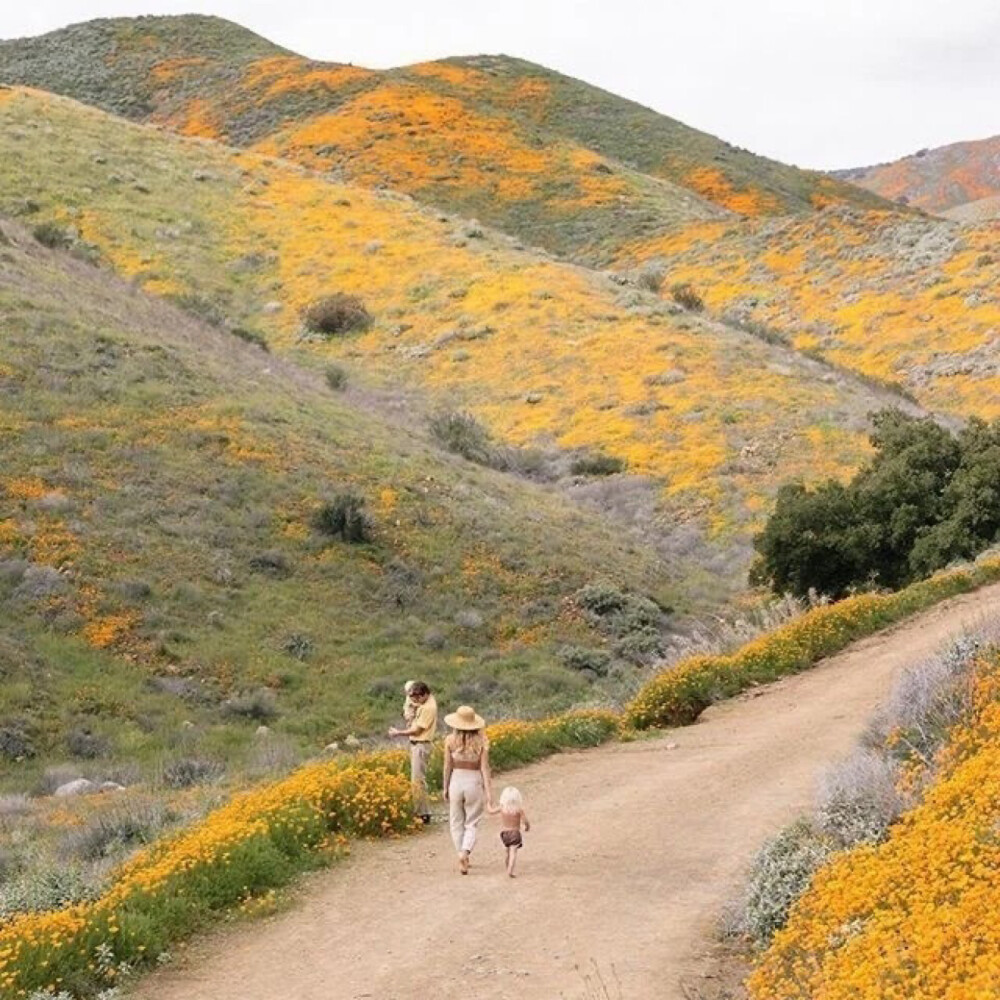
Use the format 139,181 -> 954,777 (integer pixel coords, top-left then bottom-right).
3,0 -> 999,169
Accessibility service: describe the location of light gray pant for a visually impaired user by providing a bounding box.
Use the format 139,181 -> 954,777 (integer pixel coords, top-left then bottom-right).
448,769 -> 485,854
409,741 -> 432,816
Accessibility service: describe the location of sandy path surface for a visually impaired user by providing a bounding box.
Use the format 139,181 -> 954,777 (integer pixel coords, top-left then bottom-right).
131,583 -> 1000,1000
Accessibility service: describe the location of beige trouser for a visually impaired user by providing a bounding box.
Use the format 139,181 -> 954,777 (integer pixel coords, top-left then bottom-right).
409,741 -> 432,816
448,769 -> 485,854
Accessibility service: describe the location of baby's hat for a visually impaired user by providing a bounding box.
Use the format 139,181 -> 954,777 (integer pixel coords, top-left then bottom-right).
403,679 -> 417,694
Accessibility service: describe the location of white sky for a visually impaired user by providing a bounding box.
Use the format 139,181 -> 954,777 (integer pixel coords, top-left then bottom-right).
3,0 -> 999,169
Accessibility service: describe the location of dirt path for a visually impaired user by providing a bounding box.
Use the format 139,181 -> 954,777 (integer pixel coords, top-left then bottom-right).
131,584 -> 1000,1000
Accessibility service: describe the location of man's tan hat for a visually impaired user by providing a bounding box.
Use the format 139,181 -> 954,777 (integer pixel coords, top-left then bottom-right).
444,705 -> 485,730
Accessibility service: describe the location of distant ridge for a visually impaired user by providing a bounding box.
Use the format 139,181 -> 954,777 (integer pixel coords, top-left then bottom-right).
0,15 -> 894,263
835,133 -> 1000,219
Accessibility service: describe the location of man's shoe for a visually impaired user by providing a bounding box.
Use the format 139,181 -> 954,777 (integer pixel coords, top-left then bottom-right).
419,814 -> 432,825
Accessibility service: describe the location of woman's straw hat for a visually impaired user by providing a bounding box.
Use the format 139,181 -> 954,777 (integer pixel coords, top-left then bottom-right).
445,705 -> 485,731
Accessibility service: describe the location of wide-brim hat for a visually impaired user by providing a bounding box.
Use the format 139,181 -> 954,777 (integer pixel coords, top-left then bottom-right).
445,705 -> 485,731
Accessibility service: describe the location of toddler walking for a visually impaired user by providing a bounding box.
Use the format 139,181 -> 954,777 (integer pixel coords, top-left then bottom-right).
489,786 -> 530,877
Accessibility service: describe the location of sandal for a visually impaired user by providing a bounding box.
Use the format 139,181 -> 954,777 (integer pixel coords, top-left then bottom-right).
459,853 -> 470,875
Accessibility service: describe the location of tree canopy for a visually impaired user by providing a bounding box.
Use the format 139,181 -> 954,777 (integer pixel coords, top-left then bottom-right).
753,410 -> 1000,597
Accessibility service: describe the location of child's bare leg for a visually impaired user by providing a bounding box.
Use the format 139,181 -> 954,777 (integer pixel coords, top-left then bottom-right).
506,846 -> 517,877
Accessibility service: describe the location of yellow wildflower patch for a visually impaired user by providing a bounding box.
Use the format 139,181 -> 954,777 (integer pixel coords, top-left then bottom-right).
683,166 -> 778,216
750,651 -> 1000,1000
83,612 -> 140,650
621,211 -> 1000,419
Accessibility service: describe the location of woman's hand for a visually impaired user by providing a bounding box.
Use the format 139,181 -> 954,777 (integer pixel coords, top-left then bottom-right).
442,786 -> 449,801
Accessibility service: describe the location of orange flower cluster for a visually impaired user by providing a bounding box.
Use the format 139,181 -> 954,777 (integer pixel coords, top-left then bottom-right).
683,167 -> 777,216
82,613 -> 140,650
749,651 -> 1000,1000
627,559 -> 1000,730
0,760 -> 414,996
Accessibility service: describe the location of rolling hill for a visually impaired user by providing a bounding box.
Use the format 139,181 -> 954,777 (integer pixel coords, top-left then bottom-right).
618,207 -> 1000,420
0,209 -> 682,774
0,85 -> 902,576
1,14 -> 995,780
836,134 -> 1000,219
0,15 -> 893,264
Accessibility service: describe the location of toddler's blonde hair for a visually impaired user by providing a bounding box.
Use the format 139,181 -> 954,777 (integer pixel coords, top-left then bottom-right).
403,679 -> 416,695
499,786 -> 523,811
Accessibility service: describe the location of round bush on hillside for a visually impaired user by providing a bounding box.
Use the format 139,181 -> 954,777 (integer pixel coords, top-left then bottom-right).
302,294 -> 372,336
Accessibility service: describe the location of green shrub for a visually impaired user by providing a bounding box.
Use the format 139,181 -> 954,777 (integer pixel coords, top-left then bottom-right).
302,293 -> 372,336
160,757 -> 224,789
61,800 -> 173,861
312,492 -> 372,543
280,633 -> 314,661
65,728 -> 109,760
428,410 -> 495,465
248,549 -> 292,577
671,282 -> 704,311
229,326 -> 269,352
570,452 -> 626,476
754,410 -> 1000,597
0,723 -> 35,761
635,261 -> 666,293
575,583 -> 666,661
32,222 -> 75,250
324,364 -> 348,391
557,644 -> 611,677
222,688 -> 279,722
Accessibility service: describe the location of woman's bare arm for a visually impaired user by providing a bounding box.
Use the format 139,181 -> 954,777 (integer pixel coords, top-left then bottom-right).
480,744 -> 494,808
521,809 -> 531,832
442,743 -> 452,800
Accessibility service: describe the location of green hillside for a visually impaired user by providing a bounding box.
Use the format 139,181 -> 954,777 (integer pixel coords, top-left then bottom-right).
0,217 -> 678,781
0,15 -> 894,264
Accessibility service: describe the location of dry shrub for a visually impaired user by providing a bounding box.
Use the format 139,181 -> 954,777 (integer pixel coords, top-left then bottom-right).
302,293 -> 372,336
671,283 -> 704,312
816,750 -> 905,848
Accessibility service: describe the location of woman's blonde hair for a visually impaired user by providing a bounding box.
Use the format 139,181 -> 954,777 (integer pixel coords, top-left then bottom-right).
499,786 -> 522,811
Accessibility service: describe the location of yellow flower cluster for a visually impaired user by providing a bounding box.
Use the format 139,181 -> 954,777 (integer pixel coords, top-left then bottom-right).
627,559 -> 1000,730
1,555 -> 996,996
0,760 -> 413,997
749,651 -> 1000,1000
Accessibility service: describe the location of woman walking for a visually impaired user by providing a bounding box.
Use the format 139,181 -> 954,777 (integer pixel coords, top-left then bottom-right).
442,705 -> 494,874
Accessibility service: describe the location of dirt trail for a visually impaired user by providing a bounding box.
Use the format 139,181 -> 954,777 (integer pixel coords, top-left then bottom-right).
132,584 -> 1000,1000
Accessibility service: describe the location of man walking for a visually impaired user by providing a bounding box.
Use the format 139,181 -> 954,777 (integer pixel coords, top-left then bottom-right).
388,681 -> 437,824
